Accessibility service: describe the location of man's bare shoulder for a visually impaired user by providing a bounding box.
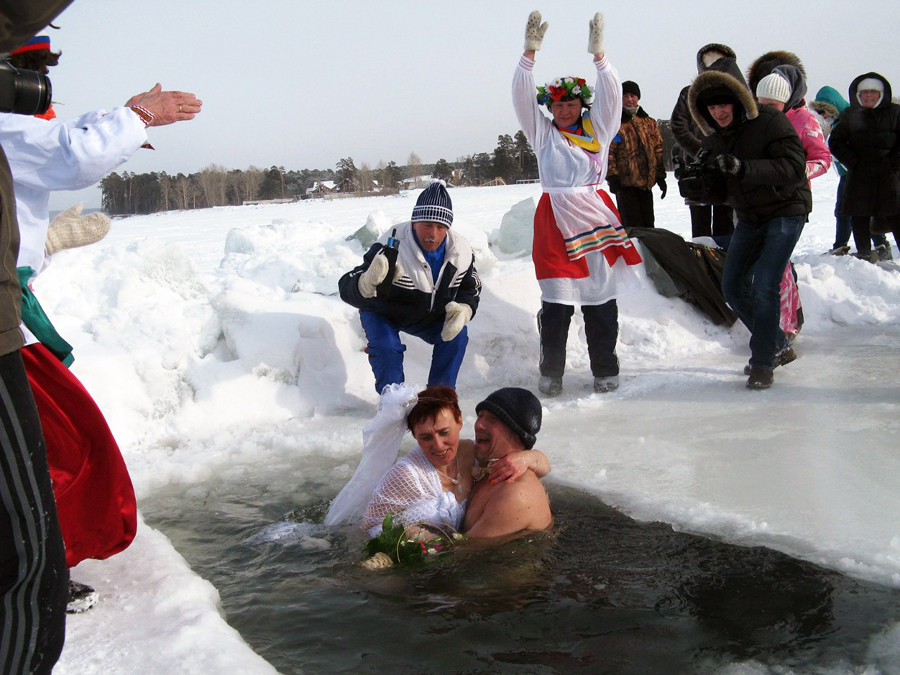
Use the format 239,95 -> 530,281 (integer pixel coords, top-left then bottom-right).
465,470 -> 551,538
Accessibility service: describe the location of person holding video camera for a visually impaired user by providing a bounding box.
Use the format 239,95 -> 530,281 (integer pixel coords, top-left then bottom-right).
0,3 -> 74,671
687,58 -> 810,390
0,28 -> 202,614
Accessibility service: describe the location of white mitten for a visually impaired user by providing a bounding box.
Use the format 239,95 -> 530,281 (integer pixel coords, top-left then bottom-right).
44,202 -> 109,256
441,301 -> 473,342
587,12 -> 604,55
524,11 -> 549,51
357,252 -> 389,298
44,203 -> 111,256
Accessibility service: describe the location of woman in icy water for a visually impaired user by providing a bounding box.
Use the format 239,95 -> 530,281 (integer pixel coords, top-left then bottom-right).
361,386 -> 550,540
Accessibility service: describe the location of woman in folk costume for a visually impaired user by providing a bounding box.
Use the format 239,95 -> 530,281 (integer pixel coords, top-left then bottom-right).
512,10 -> 643,397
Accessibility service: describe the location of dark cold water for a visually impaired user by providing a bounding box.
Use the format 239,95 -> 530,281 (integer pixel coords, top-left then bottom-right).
141,473 -> 900,674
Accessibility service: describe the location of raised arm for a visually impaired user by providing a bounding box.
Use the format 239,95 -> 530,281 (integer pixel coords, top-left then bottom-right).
513,11 -> 549,147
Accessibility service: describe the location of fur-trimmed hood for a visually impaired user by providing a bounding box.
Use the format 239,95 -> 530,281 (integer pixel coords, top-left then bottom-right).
747,50 -> 806,97
847,72 -> 893,109
696,43 -> 736,74
688,64 -> 757,136
810,85 -> 850,121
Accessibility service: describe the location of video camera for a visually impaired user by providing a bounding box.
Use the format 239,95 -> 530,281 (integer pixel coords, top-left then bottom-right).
674,149 -> 727,205
0,60 -> 52,115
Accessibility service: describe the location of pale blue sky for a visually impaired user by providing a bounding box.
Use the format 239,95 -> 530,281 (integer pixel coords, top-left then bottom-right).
42,1 -> 900,209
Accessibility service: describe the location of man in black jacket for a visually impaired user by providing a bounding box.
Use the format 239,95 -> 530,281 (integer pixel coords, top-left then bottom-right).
688,63 -> 810,389
339,181 -> 481,394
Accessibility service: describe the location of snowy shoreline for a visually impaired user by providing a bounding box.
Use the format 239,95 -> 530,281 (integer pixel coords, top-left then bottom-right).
43,175 -> 899,671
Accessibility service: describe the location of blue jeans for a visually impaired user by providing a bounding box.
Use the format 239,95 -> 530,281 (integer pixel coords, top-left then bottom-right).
722,216 -> 805,370
360,310 -> 468,393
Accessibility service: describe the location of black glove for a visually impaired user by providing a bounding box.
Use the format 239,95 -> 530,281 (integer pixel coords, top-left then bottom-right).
607,175 -> 621,194
656,176 -> 667,199
715,154 -> 743,177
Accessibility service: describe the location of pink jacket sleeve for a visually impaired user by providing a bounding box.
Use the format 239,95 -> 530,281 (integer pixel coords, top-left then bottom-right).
787,107 -> 831,181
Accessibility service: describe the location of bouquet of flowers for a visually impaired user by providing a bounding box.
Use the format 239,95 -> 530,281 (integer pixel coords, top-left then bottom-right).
362,513 -> 465,569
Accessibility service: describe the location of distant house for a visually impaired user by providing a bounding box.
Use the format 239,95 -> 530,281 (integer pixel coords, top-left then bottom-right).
306,181 -> 337,198
400,175 -> 433,190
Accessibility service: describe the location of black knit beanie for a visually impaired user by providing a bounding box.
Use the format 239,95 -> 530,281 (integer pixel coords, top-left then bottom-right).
622,80 -> 641,99
475,387 -> 542,450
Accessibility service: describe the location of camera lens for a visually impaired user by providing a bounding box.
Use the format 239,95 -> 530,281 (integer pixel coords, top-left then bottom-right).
0,61 -> 52,115
12,69 -> 52,115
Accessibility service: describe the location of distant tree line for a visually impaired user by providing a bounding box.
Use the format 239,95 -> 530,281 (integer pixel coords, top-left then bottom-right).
100,122 -> 674,216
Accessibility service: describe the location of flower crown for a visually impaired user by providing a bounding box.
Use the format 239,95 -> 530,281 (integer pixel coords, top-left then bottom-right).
536,77 -> 593,107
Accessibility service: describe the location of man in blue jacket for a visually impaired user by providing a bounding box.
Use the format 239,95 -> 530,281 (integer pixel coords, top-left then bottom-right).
339,181 -> 481,393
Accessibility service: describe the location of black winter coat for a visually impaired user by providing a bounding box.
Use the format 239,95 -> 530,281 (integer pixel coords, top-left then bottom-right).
828,72 -> 900,218
688,69 -> 811,227
338,221 -> 480,329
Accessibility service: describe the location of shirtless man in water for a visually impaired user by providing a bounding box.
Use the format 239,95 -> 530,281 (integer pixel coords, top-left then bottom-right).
463,388 -> 552,538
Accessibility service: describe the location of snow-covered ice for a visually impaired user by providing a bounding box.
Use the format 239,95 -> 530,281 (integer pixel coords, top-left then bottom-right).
36,171 -> 898,672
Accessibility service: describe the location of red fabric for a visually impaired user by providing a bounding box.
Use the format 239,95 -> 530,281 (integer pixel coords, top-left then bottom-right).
533,193 -> 590,279
35,105 -> 56,121
23,344 -> 137,568
533,189 -> 640,278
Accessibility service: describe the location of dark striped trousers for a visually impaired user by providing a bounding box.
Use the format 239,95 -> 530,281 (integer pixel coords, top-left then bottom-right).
0,350 -> 66,674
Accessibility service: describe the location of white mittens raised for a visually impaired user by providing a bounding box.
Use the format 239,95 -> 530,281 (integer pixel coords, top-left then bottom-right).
441,301 -> 473,342
44,203 -> 112,257
357,252 -> 390,298
524,11 -> 549,51
587,12 -> 605,55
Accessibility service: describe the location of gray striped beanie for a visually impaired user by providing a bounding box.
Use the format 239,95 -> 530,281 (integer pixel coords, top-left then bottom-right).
411,181 -> 453,228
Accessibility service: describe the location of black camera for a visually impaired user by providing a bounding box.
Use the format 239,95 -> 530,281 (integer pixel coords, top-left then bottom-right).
675,150 -> 726,205
0,60 -> 52,115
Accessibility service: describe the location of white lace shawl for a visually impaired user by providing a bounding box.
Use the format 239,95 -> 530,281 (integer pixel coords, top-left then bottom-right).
362,446 -> 466,537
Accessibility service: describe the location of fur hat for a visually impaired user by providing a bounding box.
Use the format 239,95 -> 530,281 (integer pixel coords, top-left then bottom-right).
622,80 -> 641,99
746,50 -> 805,98
475,387 -> 542,450
411,180 -> 453,228
756,73 -> 791,103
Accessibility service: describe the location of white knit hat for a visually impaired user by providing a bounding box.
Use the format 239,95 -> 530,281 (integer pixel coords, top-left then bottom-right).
756,73 -> 791,103
857,77 -> 884,93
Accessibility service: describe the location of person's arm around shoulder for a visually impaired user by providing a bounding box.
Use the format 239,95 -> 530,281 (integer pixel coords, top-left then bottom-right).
488,449 -> 551,484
